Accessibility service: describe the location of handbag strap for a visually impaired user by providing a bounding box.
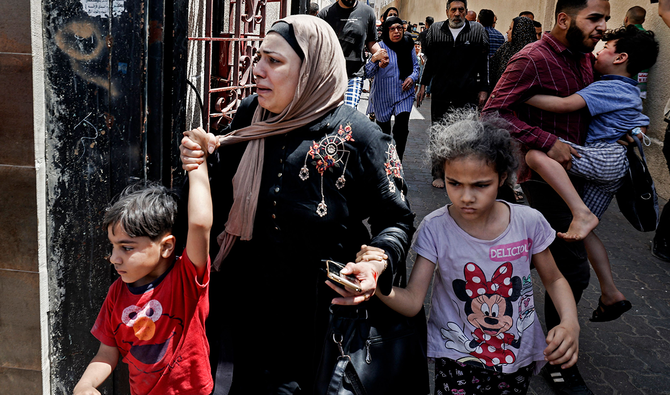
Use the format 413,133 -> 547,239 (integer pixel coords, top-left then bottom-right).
630,135 -> 648,163
326,356 -> 369,395
325,333 -> 370,395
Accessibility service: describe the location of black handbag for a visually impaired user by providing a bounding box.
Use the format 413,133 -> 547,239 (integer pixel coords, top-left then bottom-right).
615,135 -> 659,232
315,265 -> 430,395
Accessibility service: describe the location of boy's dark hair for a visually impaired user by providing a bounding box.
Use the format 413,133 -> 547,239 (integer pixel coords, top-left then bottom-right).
519,11 -> 535,18
103,182 -> 178,240
625,6 -> 646,25
425,16 -> 434,26
603,25 -> 658,76
554,0 -> 589,20
478,9 -> 495,27
533,20 -> 542,28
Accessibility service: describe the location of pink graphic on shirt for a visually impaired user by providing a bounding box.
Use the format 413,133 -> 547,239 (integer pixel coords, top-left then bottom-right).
489,239 -> 533,262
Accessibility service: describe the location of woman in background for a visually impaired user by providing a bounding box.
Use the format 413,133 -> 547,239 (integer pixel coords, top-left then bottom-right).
366,16 -> 420,160
489,16 -> 537,89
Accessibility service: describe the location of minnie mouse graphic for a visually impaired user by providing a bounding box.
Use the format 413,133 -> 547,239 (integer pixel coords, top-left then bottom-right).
440,262 -> 534,372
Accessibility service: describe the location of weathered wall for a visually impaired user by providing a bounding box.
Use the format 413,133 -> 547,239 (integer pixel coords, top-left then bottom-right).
42,0 -> 142,392
39,0 -> 188,393
383,0 -> 670,198
0,0 -> 42,393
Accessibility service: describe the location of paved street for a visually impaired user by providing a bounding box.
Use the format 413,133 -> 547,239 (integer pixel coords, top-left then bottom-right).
359,91 -> 670,395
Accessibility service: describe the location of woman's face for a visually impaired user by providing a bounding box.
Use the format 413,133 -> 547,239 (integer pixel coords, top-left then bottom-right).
254,33 -> 302,114
389,23 -> 404,42
507,21 -> 514,42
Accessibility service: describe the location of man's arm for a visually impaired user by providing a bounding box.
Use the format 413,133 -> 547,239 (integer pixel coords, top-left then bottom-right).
482,55 -> 579,168
525,93 -> 587,114
482,55 -> 559,152
183,127 -> 213,282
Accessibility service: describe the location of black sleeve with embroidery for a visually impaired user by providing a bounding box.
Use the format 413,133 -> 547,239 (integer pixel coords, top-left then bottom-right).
357,124 -> 415,295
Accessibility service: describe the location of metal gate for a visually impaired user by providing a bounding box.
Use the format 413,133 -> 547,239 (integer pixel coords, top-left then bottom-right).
190,0 -> 289,132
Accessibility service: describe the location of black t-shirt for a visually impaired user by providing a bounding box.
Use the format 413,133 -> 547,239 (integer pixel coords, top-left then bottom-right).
318,1 -> 377,78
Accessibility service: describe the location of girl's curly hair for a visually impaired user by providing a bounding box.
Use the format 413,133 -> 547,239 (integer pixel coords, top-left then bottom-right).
428,107 -> 519,186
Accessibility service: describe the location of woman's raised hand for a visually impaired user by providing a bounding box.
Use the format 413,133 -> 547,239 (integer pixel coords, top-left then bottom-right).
179,127 -> 219,171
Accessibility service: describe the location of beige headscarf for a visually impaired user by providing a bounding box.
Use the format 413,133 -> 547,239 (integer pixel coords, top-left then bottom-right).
213,15 -> 348,268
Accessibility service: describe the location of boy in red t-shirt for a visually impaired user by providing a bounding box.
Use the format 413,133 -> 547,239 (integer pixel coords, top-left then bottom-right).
73,127 -> 213,395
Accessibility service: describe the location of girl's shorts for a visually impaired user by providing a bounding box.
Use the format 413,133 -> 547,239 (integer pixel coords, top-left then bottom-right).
434,358 -> 535,395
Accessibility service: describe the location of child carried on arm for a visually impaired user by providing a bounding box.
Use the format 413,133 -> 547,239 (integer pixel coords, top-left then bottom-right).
523,25 -> 658,322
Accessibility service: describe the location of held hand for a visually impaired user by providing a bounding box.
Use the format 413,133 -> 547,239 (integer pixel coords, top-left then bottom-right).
183,128 -> 212,160
328,259 -> 385,305
544,321 -> 580,369
546,140 -> 579,171
371,49 -> 386,63
355,244 -> 388,263
416,85 -> 426,107
402,77 -> 415,92
478,91 -> 489,108
179,129 -> 218,171
376,49 -> 389,68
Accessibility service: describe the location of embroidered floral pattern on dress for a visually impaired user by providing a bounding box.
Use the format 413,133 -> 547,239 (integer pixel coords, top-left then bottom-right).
384,143 -> 406,201
299,124 -> 354,217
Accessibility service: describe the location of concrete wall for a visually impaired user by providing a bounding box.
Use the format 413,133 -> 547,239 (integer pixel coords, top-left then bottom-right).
0,0 -> 43,393
382,0 -> 670,198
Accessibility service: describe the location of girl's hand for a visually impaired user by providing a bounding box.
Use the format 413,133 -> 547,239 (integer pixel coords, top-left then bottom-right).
544,321 -> 580,369
179,128 -> 219,171
355,244 -> 388,263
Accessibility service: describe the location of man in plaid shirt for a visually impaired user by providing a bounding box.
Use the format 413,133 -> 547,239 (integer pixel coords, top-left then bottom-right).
483,0 -> 610,394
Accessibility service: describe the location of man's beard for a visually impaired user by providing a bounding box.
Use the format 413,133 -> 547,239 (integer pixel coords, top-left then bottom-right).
566,22 -> 593,53
448,17 -> 464,28
340,0 -> 356,7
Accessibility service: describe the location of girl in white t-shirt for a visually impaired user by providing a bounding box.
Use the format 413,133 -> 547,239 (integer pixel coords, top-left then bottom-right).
356,109 -> 580,394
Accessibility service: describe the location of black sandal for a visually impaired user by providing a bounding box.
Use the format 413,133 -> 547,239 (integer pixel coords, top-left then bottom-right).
590,297 -> 631,322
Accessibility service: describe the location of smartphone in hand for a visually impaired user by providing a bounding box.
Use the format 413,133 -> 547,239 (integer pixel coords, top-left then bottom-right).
323,259 -> 362,293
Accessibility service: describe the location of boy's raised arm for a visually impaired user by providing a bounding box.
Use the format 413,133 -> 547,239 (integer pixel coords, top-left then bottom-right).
73,343 -> 119,395
525,93 -> 587,114
183,127 -> 213,281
